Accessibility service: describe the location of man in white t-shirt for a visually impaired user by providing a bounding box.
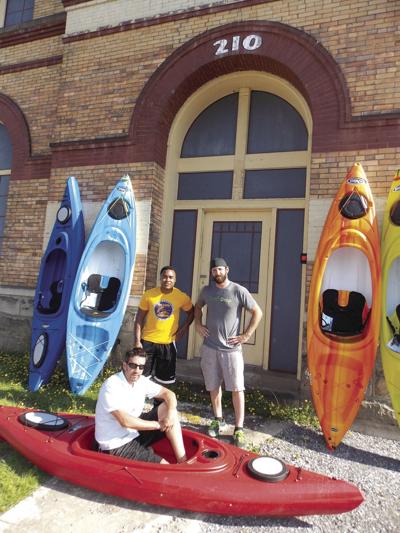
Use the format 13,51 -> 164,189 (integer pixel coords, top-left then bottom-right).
95,348 -> 187,464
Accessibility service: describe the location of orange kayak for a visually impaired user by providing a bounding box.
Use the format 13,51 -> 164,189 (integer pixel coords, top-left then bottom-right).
307,163 -> 381,449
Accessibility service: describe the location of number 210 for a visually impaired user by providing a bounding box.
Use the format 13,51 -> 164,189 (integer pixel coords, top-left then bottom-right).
213,35 -> 262,55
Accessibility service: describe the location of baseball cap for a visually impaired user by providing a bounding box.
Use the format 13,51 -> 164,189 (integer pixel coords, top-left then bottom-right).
210,257 -> 228,268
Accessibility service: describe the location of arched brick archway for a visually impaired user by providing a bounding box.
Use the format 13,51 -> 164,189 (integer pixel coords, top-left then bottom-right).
0,93 -> 31,177
131,20 -> 399,167
0,93 -> 51,180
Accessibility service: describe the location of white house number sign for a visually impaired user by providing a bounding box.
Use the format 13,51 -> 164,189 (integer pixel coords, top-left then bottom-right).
213,35 -> 262,55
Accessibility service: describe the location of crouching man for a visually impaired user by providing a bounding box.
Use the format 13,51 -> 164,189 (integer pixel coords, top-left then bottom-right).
95,348 -> 187,464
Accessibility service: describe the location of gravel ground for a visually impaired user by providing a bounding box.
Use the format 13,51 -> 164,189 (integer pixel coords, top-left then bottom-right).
220,423 -> 400,533
1,406 -> 399,533
176,405 -> 400,533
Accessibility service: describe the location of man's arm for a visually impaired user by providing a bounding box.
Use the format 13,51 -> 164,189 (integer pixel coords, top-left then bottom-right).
111,409 -> 161,431
134,308 -> 148,347
174,305 -> 194,340
227,302 -> 263,346
194,302 -> 209,338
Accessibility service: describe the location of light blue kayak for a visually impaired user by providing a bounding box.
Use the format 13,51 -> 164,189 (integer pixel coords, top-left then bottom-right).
66,175 -> 136,394
29,176 -> 85,391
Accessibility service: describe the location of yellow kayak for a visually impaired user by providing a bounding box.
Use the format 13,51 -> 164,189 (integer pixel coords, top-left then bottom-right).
380,169 -> 400,427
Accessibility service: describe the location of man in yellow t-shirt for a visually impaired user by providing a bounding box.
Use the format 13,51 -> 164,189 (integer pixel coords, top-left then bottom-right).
134,266 -> 194,384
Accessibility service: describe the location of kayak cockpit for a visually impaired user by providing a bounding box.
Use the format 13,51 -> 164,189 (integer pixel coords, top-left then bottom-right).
68,424 -> 237,471
319,247 -> 373,340
80,273 -> 121,317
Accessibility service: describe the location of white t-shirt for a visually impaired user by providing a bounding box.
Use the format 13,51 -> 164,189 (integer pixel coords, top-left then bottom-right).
95,371 -> 162,450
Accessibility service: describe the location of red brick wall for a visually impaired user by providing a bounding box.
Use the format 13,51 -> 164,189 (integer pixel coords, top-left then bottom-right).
0,0 -> 398,295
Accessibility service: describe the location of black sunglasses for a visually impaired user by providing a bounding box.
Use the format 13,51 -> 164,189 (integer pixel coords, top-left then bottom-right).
126,362 -> 145,370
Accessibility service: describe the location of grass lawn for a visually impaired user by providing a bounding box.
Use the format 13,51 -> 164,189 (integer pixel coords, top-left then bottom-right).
0,350 -> 317,514
0,351 -> 102,514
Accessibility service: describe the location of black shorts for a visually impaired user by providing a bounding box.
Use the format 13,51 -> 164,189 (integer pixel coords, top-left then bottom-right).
102,407 -> 165,463
141,339 -> 177,384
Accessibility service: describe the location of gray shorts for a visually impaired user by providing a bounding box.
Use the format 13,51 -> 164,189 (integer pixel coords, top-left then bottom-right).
200,344 -> 245,392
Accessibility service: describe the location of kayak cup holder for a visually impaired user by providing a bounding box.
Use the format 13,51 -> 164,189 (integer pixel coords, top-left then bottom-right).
201,450 -> 221,460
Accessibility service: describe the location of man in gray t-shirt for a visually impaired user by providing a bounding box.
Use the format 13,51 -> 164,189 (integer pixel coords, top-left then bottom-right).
195,257 -> 263,446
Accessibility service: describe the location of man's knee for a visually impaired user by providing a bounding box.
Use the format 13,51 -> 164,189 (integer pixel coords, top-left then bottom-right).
157,401 -> 178,420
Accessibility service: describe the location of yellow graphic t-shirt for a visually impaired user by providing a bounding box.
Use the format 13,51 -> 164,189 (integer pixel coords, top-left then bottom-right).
139,287 -> 192,344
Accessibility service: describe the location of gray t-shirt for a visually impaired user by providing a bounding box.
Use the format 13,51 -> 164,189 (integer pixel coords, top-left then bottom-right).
197,281 -> 256,352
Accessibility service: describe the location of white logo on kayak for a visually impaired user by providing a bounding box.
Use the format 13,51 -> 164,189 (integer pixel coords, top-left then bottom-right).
347,178 -> 366,184
393,185 -> 400,192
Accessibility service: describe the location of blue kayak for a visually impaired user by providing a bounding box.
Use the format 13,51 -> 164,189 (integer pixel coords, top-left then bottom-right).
29,177 -> 85,391
66,175 -> 136,394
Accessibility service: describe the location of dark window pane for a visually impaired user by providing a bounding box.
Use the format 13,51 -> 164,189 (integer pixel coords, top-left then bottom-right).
5,0 -> 34,26
22,8 -> 34,21
244,168 -> 306,199
211,221 -> 261,293
0,176 -> 10,196
178,171 -> 232,200
0,175 -> 9,256
0,125 -> 12,170
4,13 -> 19,26
5,0 -> 23,14
247,91 -> 308,153
170,210 -> 197,357
181,93 -> 238,157
269,210 -> 304,373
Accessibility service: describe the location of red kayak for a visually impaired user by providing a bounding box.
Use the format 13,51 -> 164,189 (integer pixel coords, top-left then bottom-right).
0,405 -> 363,516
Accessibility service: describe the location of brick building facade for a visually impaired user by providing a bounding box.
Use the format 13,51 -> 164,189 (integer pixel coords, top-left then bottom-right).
0,1 -> 399,403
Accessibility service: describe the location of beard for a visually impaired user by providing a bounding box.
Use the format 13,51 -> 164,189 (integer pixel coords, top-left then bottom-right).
213,273 -> 227,284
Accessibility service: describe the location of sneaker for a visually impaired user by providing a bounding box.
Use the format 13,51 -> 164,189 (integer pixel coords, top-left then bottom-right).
233,429 -> 246,447
207,418 -> 226,438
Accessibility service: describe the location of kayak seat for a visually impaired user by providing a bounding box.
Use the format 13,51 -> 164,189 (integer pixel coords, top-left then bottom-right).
98,277 -> 121,311
80,274 -> 120,315
38,280 -> 63,314
320,289 -> 369,336
385,305 -> 400,347
390,201 -> 400,226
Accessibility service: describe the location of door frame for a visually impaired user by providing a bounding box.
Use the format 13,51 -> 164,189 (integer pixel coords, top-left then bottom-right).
159,72 -> 312,378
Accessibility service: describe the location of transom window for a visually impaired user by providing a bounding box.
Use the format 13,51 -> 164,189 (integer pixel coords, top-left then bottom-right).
177,89 -> 308,201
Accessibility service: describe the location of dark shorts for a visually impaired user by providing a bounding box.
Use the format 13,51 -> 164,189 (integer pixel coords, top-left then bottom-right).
141,339 -> 177,384
101,407 -> 165,463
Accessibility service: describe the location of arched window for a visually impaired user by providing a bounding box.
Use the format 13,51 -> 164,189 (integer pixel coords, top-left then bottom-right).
176,89 -> 308,201
0,123 -> 12,254
181,93 -> 238,157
